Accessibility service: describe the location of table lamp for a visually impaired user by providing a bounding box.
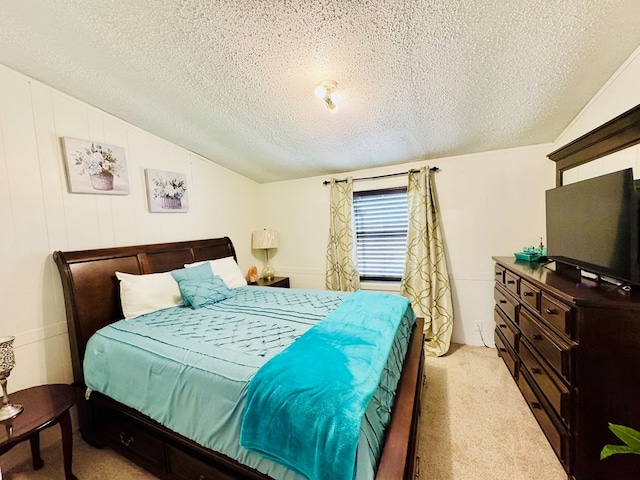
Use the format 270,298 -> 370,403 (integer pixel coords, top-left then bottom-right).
252,229 -> 279,280
0,336 -> 23,421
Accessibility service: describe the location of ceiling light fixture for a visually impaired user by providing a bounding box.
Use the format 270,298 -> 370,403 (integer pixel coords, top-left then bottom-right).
314,80 -> 338,112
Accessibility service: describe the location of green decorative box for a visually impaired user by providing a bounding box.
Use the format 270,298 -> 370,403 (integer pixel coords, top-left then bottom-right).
514,251 -> 541,262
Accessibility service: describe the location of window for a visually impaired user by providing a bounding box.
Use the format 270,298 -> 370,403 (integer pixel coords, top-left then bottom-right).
353,187 -> 408,281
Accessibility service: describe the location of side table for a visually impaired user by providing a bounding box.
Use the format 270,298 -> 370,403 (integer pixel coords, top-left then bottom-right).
251,276 -> 290,288
0,383 -> 77,480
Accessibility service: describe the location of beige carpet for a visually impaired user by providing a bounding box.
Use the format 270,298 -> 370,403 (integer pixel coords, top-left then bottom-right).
2,344 -> 567,479
420,343 -> 567,479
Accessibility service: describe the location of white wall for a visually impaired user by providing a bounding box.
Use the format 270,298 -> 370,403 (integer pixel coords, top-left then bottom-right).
2,33 -> 639,475
258,144 -> 556,346
1,35 -> 639,404
0,65 -> 260,395
554,44 -> 640,183
259,43 -> 640,348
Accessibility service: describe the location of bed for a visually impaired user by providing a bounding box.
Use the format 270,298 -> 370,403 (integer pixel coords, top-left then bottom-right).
53,237 -> 425,480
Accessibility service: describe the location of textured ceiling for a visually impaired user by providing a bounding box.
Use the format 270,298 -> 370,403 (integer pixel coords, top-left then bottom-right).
1,1 -> 640,183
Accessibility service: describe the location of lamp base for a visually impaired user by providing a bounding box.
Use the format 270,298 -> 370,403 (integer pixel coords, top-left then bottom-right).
262,249 -> 275,280
0,402 -> 23,421
263,262 -> 275,281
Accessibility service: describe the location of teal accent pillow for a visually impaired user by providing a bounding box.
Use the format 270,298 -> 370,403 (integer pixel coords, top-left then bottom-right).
176,275 -> 232,308
171,262 -> 214,283
172,262 -> 214,306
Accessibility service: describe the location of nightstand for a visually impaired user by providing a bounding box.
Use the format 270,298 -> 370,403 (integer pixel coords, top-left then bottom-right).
252,277 -> 290,288
0,384 -> 77,480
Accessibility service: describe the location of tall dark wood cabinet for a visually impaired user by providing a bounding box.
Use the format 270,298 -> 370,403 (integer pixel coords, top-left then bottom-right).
493,256 -> 640,480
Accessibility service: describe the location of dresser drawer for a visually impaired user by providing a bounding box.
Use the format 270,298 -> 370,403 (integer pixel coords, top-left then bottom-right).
519,309 -> 572,383
517,369 -> 570,471
519,338 -> 571,426
495,329 -> 518,379
494,286 -> 518,325
504,271 -> 520,296
100,407 -> 166,472
494,306 -> 519,351
520,280 -> 541,312
541,293 -> 574,339
167,444 -> 236,480
494,264 -> 506,285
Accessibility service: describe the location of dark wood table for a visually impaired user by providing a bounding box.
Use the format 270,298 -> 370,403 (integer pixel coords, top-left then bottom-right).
251,276 -> 290,288
0,383 -> 77,479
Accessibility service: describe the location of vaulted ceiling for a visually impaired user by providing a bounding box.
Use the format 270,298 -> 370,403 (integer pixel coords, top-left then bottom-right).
1,1 -> 640,183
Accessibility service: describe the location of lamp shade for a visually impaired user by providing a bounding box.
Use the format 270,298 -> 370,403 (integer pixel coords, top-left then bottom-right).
252,229 -> 279,249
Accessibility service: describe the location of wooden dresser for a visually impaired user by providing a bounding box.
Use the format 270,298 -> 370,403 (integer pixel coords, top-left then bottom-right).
493,257 -> 640,480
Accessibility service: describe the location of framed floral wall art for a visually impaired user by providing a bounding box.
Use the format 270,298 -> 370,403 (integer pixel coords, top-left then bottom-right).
145,169 -> 189,213
61,137 -> 130,194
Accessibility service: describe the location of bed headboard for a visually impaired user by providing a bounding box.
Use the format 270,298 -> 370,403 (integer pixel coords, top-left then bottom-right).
53,237 -> 237,384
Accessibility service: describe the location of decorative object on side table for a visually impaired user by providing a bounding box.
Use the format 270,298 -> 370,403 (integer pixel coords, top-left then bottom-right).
252,229 -> 279,280
246,266 -> 259,284
61,137 -> 130,195
0,336 -> 23,421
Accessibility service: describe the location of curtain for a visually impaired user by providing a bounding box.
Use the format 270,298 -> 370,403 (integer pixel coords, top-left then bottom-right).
400,167 -> 454,356
326,178 -> 360,292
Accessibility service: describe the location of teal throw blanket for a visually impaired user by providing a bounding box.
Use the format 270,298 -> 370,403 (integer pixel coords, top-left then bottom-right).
240,290 -> 411,480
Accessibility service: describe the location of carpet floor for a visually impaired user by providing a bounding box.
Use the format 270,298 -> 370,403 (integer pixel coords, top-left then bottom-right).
420,343 -> 567,479
2,344 -> 567,479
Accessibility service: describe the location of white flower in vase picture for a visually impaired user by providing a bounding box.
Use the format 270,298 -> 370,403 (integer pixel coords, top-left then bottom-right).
62,137 -> 130,195
145,168 -> 189,212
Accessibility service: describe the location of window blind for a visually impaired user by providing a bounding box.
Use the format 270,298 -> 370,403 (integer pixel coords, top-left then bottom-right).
353,188 -> 408,281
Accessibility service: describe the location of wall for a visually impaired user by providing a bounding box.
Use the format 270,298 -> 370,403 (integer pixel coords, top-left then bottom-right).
258,144 -> 556,346
259,43 -> 640,348
0,64 -> 260,397
1,36 -> 639,473
554,44 -> 640,183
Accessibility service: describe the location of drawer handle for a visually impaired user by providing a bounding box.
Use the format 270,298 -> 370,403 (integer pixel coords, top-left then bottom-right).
531,367 -> 542,375
499,323 -> 507,329
507,280 -> 515,284
531,334 -> 543,341
495,271 -> 502,277
499,300 -> 507,304
545,308 -> 558,315
531,401 -> 542,410
415,455 -> 421,478
119,432 -> 134,447
523,292 -> 533,297
498,347 -> 507,353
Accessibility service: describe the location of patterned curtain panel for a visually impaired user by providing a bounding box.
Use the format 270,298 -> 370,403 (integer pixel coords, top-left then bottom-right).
400,167 -> 454,356
325,178 -> 361,292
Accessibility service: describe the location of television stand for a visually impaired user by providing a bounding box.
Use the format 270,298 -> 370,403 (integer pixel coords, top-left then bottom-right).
493,256 -> 640,480
545,260 -> 633,291
543,259 -> 582,282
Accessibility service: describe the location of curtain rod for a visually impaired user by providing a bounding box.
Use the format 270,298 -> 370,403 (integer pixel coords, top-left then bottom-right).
322,166 -> 439,185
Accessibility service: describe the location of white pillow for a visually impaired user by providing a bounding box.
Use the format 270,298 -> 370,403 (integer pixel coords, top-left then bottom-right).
185,256 -> 247,289
115,271 -> 183,319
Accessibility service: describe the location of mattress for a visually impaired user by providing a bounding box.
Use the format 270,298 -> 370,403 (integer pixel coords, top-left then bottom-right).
83,286 -> 415,479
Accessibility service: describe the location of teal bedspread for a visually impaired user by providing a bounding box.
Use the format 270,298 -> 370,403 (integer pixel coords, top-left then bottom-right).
240,290 -> 414,480
83,286 -> 415,480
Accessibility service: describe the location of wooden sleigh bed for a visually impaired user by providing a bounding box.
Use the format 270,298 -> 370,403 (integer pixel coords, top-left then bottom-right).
53,237 -> 425,480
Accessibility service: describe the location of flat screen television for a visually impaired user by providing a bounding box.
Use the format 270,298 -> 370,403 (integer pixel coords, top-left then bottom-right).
545,168 -> 640,287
